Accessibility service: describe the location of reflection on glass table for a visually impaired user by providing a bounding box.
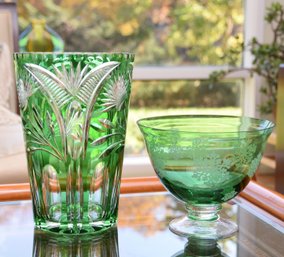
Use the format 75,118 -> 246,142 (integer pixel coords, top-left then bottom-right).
172,238 -> 230,257
0,193 -> 283,257
33,228 -> 119,257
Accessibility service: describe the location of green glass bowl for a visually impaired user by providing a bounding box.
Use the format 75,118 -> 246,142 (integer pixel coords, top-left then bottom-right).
138,115 -> 274,239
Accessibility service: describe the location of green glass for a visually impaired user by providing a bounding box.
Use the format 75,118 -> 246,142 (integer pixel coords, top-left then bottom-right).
14,52 -> 134,235
138,115 -> 274,239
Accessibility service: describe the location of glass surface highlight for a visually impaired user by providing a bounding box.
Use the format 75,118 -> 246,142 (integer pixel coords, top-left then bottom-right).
14,52 -> 134,235
138,115 -> 274,239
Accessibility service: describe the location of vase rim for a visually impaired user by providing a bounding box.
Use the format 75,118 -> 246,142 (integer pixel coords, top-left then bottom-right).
14,52 -> 135,56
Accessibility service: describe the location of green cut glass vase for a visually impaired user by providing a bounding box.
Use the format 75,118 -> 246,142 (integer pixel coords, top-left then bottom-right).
138,115 -> 274,239
14,52 -> 134,235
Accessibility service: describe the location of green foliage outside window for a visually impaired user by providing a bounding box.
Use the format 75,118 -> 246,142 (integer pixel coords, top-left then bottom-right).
131,80 -> 240,108
210,2 -> 284,114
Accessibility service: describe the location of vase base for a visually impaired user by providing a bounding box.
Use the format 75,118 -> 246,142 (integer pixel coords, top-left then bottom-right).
35,219 -> 117,239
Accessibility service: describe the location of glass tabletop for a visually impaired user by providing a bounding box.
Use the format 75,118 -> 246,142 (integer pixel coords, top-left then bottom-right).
0,192 -> 283,257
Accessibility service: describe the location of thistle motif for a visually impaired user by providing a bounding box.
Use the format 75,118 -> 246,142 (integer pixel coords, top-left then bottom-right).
17,79 -> 34,110
101,76 -> 128,111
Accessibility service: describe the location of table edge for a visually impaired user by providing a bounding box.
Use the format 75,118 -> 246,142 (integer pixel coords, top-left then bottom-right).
0,177 -> 283,221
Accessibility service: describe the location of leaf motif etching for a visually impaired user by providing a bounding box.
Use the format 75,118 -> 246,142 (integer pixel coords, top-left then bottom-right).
23,61 -> 121,161
90,118 -> 126,159
191,152 -> 232,185
189,137 -> 259,185
221,190 -> 237,202
25,106 -> 65,160
248,153 -> 262,177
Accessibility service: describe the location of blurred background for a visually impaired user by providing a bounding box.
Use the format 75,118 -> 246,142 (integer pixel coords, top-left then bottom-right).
17,0 -> 244,155
1,1 -> 280,189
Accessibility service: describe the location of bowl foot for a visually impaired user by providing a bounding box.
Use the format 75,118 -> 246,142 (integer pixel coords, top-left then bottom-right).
169,215 -> 237,239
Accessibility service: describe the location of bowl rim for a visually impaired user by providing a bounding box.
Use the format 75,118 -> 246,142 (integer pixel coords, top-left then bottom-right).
137,114 -> 275,134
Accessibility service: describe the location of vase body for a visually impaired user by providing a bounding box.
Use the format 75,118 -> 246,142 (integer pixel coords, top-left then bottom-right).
14,52 -> 134,235
19,19 -> 64,52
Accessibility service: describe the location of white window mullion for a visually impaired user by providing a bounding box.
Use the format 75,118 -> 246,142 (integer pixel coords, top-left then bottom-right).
133,66 -> 249,81
242,0 -> 265,117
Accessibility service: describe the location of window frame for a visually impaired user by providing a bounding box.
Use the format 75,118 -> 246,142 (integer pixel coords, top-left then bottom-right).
132,0 -> 266,116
